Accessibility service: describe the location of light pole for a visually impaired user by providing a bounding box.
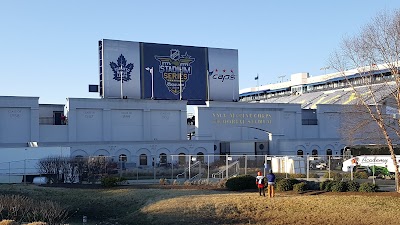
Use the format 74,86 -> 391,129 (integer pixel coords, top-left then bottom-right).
206,70 -> 210,101
145,67 -> 154,99
320,66 -> 330,75
179,67 -> 182,100
120,65 -> 124,99
278,75 -> 285,83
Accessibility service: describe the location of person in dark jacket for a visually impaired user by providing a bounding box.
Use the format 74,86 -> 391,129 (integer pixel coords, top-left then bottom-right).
255,171 -> 265,197
266,170 -> 276,198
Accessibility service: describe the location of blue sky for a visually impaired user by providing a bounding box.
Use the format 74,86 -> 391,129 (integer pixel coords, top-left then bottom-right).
1,1 -> 399,104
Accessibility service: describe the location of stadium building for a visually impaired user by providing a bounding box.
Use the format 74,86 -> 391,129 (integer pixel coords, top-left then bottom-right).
0,39 -> 397,169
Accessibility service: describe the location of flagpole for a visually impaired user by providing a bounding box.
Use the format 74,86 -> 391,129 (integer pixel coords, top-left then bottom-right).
232,74 -> 234,101
179,67 -> 182,100
257,73 -> 260,100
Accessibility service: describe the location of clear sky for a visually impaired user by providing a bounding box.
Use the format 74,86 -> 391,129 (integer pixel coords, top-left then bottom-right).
1,1 -> 399,104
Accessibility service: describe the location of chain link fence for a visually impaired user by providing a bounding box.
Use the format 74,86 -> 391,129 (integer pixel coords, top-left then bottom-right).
0,154 -> 355,184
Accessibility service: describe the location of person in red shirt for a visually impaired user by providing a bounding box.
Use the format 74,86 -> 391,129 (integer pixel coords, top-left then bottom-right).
255,171 -> 265,197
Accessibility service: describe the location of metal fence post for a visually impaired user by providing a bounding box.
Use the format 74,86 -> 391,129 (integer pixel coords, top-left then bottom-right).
8,162 -> 11,184
171,155 -> 174,180
285,156 -> 288,179
245,155 -> 247,175
328,156 -> 331,180
24,159 -> 26,185
264,155 -> 267,176
207,155 -> 210,183
306,155 -> 309,181
225,154 -> 229,179
188,155 -> 191,180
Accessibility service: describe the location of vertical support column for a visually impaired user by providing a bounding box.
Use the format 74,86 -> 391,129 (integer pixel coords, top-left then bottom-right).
102,109 -> 111,141
207,155 -> 210,183
307,155 -> 309,181
30,106 -> 39,141
245,155 -> 247,175
225,154 -> 229,178
143,109 -> 151,141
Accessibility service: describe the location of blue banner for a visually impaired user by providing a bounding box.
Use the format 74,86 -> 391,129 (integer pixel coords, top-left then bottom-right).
141,43 -> 207,100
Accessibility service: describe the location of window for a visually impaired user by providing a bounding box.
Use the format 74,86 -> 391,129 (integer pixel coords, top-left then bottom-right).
159,153 -> 167,164
140,154 -> 147,166
297,150 -> 304,156
312,150 -> 318,156
326,149 -> 332,156
197,152 -> 204,162
119,154 -> 127,162
178,153 -> 186,165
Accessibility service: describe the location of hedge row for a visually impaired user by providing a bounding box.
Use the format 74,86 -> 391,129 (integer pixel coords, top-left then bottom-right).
225,175 -> 379,193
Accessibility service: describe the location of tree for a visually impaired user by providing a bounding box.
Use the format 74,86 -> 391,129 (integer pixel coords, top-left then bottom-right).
329,9 -> 400,192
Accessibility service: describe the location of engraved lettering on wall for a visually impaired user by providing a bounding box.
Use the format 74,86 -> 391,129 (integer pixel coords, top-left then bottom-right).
212,113 -> 272,125
8,109 -> 23,119
84,111 -> 96,119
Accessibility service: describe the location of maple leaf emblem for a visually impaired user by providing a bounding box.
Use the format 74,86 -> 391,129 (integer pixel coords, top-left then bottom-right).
110,54 -> 134,83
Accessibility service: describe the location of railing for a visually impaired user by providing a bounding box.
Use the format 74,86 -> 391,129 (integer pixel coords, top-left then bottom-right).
176,161 -> 201,180
212,160 -> 239,179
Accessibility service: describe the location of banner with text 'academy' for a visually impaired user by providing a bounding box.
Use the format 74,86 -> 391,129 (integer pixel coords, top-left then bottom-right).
101,39 -> 141,99
141,43 -> 207,100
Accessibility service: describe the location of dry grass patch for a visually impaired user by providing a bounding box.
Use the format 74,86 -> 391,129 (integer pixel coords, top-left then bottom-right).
1,184 -> 400,224
141,193 -> 400,225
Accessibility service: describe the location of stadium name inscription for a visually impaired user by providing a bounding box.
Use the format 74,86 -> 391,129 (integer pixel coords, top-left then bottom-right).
212,113 -> 272,125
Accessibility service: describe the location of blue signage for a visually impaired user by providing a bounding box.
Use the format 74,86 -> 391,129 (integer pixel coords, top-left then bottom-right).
142,43 -> 207,100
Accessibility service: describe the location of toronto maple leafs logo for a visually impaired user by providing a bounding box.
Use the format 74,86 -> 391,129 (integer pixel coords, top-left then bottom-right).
155,49 -> 195,95
110,54 -> 134,83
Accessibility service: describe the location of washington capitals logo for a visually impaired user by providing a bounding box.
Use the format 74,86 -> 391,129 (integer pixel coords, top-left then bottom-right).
209,69 -> 236,82
110,54 -> 134,83
155,49 -> 195,95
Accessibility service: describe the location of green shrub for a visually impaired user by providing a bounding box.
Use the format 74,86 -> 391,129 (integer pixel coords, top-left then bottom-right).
276,179 -> 293,191
101,176 -> 126,187
305,181 -> 320,190
322,172 -> 342,181
359,183 -> 379,192
346,181 -> 360,192
308,173 -> 320,178
354,171 -> 369,179
320,180 -> 336,192
293,182 -> 307,192
331,181 -> 347,192
226,175 -> 256,191
289,173 -> 307,178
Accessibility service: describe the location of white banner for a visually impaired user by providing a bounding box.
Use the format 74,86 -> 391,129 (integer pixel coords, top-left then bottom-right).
208,48 -> 239,101
102,39 -> 141,99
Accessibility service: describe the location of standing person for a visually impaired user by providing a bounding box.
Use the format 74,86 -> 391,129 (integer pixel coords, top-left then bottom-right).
255,171 -> 265,197
266,170 -> 276,198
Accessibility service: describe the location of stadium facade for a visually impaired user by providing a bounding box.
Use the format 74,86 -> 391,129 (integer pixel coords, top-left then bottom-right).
0,39 -> 396,168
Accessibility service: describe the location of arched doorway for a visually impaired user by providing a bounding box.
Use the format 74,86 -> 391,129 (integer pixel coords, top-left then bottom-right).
312,149 -> 318,156
139,154 -> 147,166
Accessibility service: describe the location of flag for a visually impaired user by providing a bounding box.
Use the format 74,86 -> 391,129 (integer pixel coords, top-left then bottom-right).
255,75 -> 259,80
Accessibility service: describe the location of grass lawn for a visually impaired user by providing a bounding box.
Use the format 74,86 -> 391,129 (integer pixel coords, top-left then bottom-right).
0,184 -> 399,225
